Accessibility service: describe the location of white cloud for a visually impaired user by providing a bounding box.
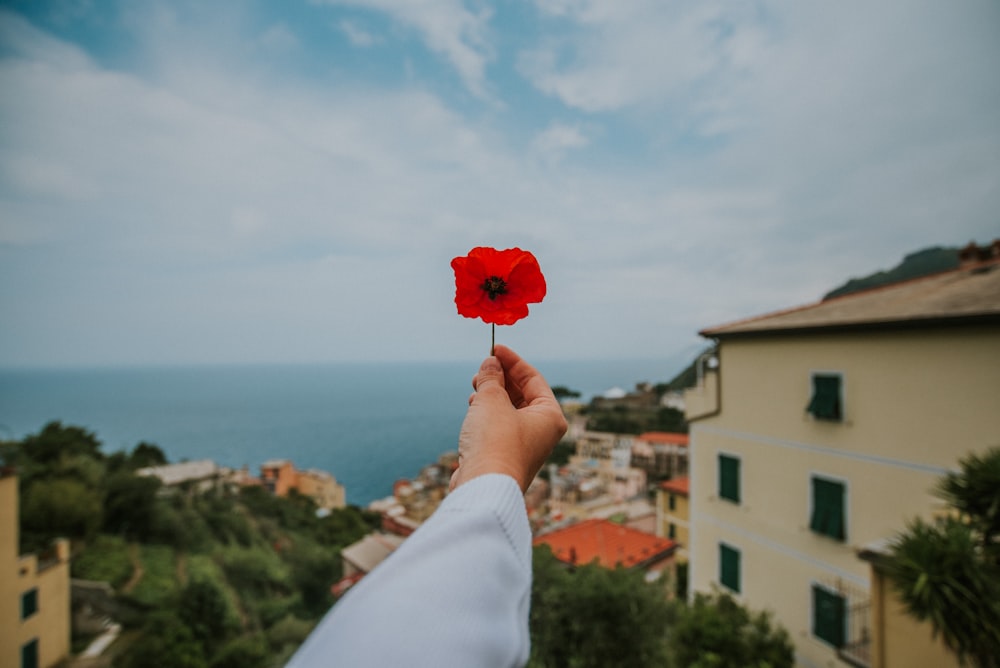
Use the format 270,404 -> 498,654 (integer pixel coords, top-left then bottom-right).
1,2 -> 998,366
338,19 -> 378,47
531,122 -> 590,162
316,0 -> 494,97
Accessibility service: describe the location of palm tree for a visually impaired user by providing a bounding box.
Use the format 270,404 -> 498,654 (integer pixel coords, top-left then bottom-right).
883,448 -> 1000,668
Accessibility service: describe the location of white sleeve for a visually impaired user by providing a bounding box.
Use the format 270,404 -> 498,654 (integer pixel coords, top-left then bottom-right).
285,474 -> 533,668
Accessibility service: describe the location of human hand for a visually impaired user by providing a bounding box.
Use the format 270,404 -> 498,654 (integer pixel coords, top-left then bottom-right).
450,345 -> 569,493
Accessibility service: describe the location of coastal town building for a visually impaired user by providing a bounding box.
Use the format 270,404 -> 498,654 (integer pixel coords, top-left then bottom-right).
533,518 -> 678,580
545,432 -> 652,531
631,431 -> 689,480
260,460 -> 346,511
684,248 -> 1000,668
1,470 -> 70,668
368,453 -> 457,536
136,458 -> 222,492
655,476 -> 690,552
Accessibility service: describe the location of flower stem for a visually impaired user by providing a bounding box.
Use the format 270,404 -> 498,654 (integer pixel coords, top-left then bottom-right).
491,323 -> 495,356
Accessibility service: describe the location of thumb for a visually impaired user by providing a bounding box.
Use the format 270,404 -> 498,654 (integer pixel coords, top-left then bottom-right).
474,356 -> 506,394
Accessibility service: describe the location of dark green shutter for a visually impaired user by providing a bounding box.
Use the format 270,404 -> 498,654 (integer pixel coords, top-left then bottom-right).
21,639 -> 39,668
669,494 -> 676,511
20,589 -> 38,619
813,586 -> 845,647
810,477 -> 845,541
807,374 -> 842,420
719,544 -> 740,593
719,455 -> 740,503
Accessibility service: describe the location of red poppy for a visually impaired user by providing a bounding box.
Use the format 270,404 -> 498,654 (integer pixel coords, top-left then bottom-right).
451,247 -> 546,325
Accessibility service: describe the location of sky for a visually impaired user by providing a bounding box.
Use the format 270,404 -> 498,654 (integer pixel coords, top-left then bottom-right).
1,0 -> 998,369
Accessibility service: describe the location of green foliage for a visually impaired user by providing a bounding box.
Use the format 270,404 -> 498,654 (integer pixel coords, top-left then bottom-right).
551,385 -> 582,400
178,578 -> 239,649
313,505 -> 380,547
71,534 -> 133,587
586,405 -> 688,435
669,590 -> 794,668
219,545 -> 292,597
21,477 -> 103,543
130,441 -> 168,468
285,541 -> 341,616
265,615 -> 315,651
120,611 -> 208,668
20,420 -> 104,465
884,447 -> 1000,668
529,546 -> 674,668
102,471 -> 162,538
209,635 -> 270,668
130,545 -> 180,607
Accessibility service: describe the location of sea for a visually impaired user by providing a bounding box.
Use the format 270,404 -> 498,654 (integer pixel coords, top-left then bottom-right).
0,358 -> 676,506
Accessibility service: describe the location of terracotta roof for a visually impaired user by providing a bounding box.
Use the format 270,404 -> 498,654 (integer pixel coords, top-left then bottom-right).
659,476 -> 689,496
701,258 -> 1000,339
636,432 -> 689,446
533,518 -> 677,569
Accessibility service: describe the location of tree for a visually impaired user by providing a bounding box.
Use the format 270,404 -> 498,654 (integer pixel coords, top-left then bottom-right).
21,478 -> 103,543
669,590 -> 794,668
178,578 -> 238,650
130,441 -> 168,468
20,421 -> 103,465
883,447 -> 1000,668
551,385 -> 581,400
528,546 -> 674,668
103,471 -> 162,538
120,611 -> 208,668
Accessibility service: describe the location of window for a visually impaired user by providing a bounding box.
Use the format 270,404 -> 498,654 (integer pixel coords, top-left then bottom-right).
21,588 -> 38,620
807,373 -> 843,421
813,585 -> 846,648
668,494 -> 676,511
810,476 -> 846,541
21,639 -> 39,668
719,543 -> 740,593
668,523 -> 676,540
718,454 -> 740,503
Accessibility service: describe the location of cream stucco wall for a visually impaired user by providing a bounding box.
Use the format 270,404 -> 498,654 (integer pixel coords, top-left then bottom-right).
688,325 -> 1000,668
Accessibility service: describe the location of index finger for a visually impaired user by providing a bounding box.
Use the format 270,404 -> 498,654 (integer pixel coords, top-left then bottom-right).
492,345 -> 560,410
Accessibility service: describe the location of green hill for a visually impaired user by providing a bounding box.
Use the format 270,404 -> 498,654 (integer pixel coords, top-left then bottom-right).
822,246 -> 960,300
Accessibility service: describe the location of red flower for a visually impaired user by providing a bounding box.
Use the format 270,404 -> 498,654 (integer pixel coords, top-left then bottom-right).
451,247 -> 546,325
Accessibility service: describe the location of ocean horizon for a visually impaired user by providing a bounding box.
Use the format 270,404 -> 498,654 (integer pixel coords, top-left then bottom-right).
0,357 -> 684,505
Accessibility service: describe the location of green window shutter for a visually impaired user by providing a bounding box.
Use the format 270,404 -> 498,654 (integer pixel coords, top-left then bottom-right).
718,455 -> 740,503
813,585 -> 846,647
669,494 -> 676,511
809,477 -> 846,541
719,543 -> 740,593
20,589 -> 38,620
21,639 -> 39,668
668,523 -> 676,539
807,374 -> 842,421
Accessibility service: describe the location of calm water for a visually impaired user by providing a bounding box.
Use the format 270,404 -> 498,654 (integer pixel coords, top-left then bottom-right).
0,358 -> 674,505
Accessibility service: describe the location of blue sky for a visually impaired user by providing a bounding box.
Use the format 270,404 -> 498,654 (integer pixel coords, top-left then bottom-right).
1,0 -> 998,368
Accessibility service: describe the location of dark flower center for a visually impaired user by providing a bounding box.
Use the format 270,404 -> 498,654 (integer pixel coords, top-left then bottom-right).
481,275 -> 508,300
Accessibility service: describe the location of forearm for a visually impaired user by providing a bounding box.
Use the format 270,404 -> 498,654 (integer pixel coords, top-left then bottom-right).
286,474 -> 533,668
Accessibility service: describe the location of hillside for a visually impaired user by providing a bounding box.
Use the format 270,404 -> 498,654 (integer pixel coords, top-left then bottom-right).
822,245 -> 960,300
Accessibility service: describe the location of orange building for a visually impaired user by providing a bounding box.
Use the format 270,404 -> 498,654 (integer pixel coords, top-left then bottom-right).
260,460 -> 346,511
533,518 -> 678,578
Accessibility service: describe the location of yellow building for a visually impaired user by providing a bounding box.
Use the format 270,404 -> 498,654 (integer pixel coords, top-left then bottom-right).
685,252 -> 1000,668
655,476 -> 690,551
1,470 -> 71,668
